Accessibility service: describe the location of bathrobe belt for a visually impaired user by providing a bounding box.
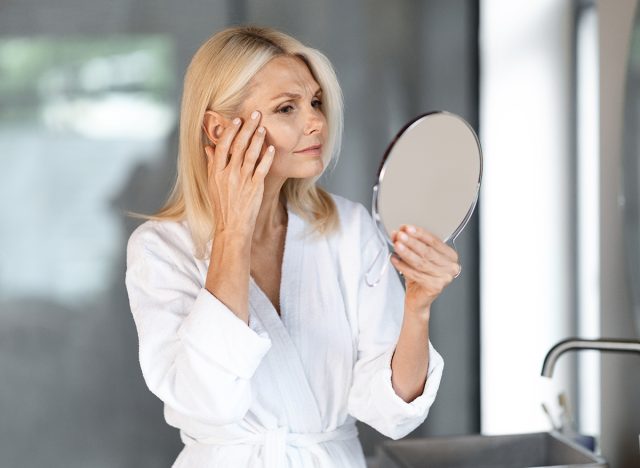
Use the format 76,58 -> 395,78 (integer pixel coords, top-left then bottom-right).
183,422 -> 359,467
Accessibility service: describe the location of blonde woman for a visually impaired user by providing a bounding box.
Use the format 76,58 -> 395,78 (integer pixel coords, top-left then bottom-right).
125,25 -> 459,468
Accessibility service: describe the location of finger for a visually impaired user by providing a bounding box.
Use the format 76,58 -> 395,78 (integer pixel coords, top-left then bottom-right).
204,145 -> 216,175
241,125 -> 267,176
393,238 -> 444,275
252,145 -> 275,180
214,117 -> 242,169
391,253 -> 454,289
229,110 -> 262,170
395,231 -> 449,268
390,254 -> 431,283
402,225 -> 459,262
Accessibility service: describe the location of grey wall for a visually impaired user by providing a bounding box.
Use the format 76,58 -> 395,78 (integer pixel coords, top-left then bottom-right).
598,0 -> 640,466
0,1 -> 480,466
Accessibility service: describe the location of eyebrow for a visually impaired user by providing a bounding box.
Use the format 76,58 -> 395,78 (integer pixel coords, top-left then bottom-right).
270,88 -> 322,102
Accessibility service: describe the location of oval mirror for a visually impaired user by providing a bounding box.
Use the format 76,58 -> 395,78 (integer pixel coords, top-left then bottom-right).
366,111 -> 483,287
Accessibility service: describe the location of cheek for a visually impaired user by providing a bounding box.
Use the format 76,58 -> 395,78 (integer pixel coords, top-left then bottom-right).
262,119 -> 300,153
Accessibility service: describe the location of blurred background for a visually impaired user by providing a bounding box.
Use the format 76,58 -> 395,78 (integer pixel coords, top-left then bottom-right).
1,0 -> 639,466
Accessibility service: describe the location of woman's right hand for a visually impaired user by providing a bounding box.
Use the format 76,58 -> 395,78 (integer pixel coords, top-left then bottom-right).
204,110 -> 275,238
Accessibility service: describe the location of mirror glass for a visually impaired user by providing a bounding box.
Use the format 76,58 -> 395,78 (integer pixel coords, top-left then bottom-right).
366,111 -> 482,286
622,5 -> 640,337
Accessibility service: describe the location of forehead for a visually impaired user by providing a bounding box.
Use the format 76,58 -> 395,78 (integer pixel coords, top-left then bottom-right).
246,56 -> 320,100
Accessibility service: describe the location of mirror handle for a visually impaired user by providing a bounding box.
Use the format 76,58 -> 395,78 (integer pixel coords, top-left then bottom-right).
449,239 -> 462,278
365,206 -> 394,287
365,247 -> 393,287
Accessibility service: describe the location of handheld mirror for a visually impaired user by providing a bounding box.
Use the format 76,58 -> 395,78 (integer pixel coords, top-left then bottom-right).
366,111 -> 483,287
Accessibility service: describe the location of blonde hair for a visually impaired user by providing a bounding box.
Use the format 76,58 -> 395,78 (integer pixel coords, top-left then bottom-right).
140,25 -> 343,259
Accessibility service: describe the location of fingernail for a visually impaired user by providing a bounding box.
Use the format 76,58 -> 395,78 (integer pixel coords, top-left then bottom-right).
406,225 -> 416,234
268,145 -> 275,152
251,110 -> 260,120
398,232 -> 408,241
257,126 -> 265,134
233,117 -> 241,125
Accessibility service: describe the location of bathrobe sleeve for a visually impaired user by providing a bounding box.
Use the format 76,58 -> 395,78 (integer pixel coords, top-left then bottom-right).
125,222 -> 272,426
346,203 -> 444,440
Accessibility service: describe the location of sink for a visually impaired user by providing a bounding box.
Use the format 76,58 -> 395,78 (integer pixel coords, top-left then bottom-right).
376,431 -> 607,468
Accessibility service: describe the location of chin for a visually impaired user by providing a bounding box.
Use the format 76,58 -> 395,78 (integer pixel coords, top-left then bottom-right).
305,160 -> 325,178
282,160 -> 325,179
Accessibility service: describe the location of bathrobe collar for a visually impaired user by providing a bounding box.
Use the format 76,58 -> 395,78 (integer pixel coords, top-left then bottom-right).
248,203 -> 324,433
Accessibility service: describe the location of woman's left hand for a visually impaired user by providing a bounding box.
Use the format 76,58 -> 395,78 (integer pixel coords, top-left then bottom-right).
390,225 -> 461,311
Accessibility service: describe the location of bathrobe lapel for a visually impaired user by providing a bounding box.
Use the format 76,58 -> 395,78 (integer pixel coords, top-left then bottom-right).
249,206 -> 324,433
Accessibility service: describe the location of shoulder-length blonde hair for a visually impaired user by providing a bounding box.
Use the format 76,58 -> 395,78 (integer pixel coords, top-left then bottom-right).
143,25 -> 343,259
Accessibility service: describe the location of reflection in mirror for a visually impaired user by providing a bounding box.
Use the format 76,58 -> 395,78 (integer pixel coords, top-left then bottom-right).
366,111 -> 482,287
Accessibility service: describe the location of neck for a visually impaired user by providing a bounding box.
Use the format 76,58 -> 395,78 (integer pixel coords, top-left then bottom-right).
253,176 -> 288,241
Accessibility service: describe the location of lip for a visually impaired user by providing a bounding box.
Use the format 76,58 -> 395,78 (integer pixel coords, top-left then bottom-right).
294,144 -> 322,155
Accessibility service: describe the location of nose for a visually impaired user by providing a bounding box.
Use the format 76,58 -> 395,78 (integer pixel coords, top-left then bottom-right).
304,107 -> 324,136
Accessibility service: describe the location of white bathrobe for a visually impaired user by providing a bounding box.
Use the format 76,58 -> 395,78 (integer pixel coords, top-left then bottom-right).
125,193 -> 444,468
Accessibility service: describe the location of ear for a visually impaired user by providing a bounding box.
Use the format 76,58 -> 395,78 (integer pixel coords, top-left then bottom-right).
202,110 -> 230,145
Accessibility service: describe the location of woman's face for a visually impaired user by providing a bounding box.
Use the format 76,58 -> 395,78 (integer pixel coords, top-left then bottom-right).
238,55 -> 328,180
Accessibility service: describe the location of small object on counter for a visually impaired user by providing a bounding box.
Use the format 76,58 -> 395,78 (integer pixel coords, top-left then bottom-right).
558,392 -> 575,431
558,392 -> 597,452
541,402 -> 560,431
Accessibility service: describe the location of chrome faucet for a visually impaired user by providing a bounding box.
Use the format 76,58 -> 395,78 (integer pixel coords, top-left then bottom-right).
541,338 -> 640,377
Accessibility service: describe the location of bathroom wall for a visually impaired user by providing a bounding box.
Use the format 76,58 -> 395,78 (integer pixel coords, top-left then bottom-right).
597,0 -> 640,466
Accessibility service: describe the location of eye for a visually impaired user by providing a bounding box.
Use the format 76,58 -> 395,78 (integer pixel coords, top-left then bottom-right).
277,104 -> 294,114
312,98 -> 322,109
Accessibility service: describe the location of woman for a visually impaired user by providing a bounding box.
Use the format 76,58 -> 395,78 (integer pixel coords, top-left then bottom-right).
125,25 -> 460,467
